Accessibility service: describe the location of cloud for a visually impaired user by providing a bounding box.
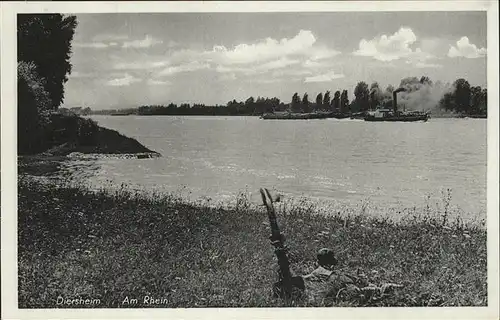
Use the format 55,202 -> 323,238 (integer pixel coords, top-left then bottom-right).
73,42 -> 110,49
68,71 -> 96,78
74,35 -> 127,49
304,71 -> 345,83
448,36 -> 486,58
215,65 -> 254,74
105,30 -> 339,78
354,27 -> 422,61
147,79 -> 172,86
175,30 -> 338,68
213,30 -> 315,64
272,69 -> 313,77
158,61 -> 210,76
122,35 -> 163,48
207,30 -> 323,65
92,34 -> 129,42
258,78 -> 290,84
114,60 -> 170,70
74,35 -> 163,50
419,38 -> 450,56
258,57 -> 300,70
354,27 -> 440,70
218,73 -> 237,81
411,48 -> 435,61
309,47 -> 341,60
302,59 -> 322,68
215,57 -> 300,75
415,62 -> 443,68
106,74 -> 142,86
404,48 -> 438,67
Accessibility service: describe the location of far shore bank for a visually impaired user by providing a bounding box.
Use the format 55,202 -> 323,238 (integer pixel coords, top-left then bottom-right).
88,112 -> 486,119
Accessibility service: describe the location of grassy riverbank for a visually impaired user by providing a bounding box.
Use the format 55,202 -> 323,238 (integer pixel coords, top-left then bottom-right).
18,178 -> 487,308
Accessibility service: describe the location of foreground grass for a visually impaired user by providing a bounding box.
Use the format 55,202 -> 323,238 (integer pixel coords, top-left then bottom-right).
18,178 -> 487,308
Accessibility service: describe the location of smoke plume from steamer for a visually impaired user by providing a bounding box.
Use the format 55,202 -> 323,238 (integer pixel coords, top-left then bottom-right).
396,78 -> 453,113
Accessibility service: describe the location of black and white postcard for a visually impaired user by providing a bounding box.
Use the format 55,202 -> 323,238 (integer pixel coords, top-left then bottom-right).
1,1 -> 499,319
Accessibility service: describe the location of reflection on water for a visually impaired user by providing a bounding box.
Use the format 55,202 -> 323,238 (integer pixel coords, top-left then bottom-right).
53,116 -> 487,221
59,159 -> 102,180
20,156 -> 101,183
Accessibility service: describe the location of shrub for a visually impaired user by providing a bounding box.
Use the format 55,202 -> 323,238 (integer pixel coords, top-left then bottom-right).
77,117 -> 99,146
45,114 -> 99,148
18,61 -> 53,154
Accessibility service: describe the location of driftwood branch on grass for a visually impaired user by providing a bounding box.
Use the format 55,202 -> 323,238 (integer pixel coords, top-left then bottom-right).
260,188 -> 304,299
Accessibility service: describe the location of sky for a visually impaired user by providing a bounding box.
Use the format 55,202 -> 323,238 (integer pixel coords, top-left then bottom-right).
63,12 -> 487,110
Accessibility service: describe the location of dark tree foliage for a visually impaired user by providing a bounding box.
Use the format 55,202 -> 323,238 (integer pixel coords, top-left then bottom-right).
323,91 -> 331,109
291,92 -> 301,112
254,96 -> 279,114
137,96 -> 283,116
302,93 -> 310,113
333,91 -> 341,111
18,14 -> 78,110
315,93 -> 323,111
245,96 -> 255,106
354,81 -> 369,112
340,90 -> 349,113
227,99 -> 244,115
481,88 -> 488,115
470,86 -> 483,115
453,78 -> 471,113
18,61 -> 52,154
438,78 -> 486,115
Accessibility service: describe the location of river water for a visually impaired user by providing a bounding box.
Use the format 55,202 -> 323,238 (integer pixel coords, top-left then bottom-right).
70,116 -> 486,221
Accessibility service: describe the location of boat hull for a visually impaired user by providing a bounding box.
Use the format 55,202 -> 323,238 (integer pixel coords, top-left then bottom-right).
261,112 -> 332,120
260,112 -> 352,120
330,113 -> 351,119
364,115 -> 428,122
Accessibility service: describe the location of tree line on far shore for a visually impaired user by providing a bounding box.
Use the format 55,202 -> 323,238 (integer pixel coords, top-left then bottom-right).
132,92 -> 350,116
439,79 -> 487,116
103,76 -> 486,117
127,90 -> 349,116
